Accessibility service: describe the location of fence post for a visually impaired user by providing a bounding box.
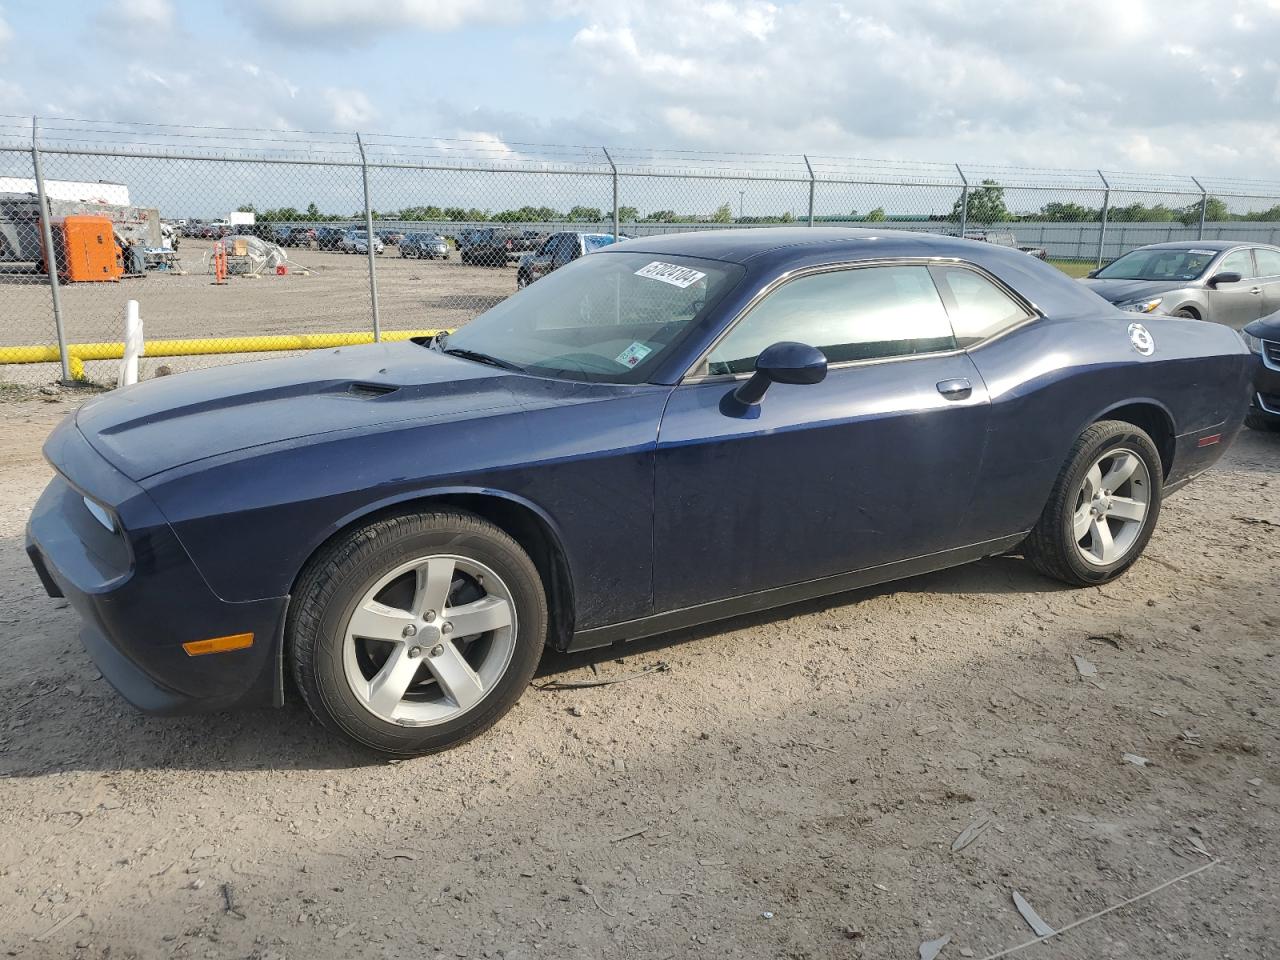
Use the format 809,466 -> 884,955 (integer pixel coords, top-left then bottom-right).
602,146 -> 619,240
955,163 -> 969,238
1190,176 -> 1208,240
355,132 -> 381,342
803,154 -> 816,227
1096,170 -> 1111,269
31,117 -> 72,383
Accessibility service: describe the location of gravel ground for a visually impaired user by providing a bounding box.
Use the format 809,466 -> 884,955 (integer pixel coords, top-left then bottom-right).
0,399 -> 1277,960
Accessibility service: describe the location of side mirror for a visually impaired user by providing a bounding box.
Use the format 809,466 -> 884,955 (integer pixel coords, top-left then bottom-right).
1086,269 -> 1100,278
1208,271 -> 1242,288
733,341 -> 828,406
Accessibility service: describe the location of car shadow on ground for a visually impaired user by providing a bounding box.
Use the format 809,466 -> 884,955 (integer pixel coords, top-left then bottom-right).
0,544 -> 1070,778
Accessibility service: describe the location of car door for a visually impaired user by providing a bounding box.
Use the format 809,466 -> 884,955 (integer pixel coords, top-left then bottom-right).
653,262 -> 993,612
1251,247 -> 1280,317
1207,248 -> 1264,329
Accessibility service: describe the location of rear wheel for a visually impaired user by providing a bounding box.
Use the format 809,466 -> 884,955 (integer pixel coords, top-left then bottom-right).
289,509 -> 547,755
1024,420 -> 1163,586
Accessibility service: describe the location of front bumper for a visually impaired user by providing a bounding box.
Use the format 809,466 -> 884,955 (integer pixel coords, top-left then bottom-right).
26,419 -> 287,715
1249,342 -> 1280,421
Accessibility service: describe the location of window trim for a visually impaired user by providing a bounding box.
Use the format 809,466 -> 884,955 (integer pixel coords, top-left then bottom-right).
681,256 -> 1040,384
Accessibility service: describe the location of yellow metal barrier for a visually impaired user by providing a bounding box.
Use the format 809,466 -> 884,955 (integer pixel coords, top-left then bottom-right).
0,329 -> 450,381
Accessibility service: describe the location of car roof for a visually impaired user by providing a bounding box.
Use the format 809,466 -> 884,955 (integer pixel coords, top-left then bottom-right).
606,227 -> 1108,318
1132,240 -> 1268,252
604,227 -> 1015,265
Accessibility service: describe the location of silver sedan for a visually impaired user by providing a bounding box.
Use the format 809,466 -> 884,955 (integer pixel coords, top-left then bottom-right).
1080,240 -> 1280,329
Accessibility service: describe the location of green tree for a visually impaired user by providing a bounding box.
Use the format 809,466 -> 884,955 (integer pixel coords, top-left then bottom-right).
305,203 -> 321,220
236,204 -> 256,213
1036,201 -> 1098,222
950,180 -> 1009,224
618,205 -> 639,222
864,207 -> 887,222
712,202 -> 733,223
1179,196 -> 1229,226
568,205 -> 603,222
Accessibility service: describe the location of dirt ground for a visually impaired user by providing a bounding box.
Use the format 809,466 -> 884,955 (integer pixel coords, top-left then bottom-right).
0,398 -> 1277,960
0,239 -> 510,383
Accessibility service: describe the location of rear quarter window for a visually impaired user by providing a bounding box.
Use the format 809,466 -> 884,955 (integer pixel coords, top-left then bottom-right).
930,265 -> 1032,347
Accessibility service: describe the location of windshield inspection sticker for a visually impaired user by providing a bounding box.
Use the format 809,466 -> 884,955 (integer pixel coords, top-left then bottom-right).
615,342 -> 653,368
634,261 -> 707,288
1187,249 -> 1216,255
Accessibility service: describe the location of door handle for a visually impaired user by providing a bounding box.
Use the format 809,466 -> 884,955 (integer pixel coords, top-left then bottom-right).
937,378 -> 972,400
1250,286 -> 1262,295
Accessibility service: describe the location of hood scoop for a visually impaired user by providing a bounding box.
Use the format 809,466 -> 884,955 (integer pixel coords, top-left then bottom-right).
345,382 -> 399,398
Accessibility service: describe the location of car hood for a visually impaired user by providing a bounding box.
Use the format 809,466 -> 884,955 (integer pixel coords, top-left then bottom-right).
75,341 -> 529,481
1078,278 -> 1194,303
1245,309 -> 1280,340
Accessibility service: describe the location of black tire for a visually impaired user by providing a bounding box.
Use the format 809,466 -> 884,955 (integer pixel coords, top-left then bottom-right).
288,509 -> 547,756
1245,409 -> 1280,432
1023,420 -> 1164,586
1171,307 -> 1199,319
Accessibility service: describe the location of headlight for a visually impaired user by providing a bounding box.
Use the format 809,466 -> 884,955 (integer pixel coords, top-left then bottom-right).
82,495 -> 116,532
1241,331 -> 1264,355
1119,297 -> 1163,314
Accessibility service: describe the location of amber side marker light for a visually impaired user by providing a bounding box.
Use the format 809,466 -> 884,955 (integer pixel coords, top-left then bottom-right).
182,633 -> 254,657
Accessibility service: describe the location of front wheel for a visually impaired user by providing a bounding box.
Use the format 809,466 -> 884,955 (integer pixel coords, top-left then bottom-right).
289,510 -> 547,756
1023,420 -> 1163,586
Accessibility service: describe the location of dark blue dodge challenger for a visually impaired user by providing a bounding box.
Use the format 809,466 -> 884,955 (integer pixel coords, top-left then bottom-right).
27,229 -> 1251,755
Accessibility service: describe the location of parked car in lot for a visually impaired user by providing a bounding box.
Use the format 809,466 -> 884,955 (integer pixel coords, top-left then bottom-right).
517,231 -> 619,287
337,230 -> 385,255
399,232 -> 450,259
516,230 -> 547,251
377,230 -> 404,246
459,228 -> 521,266
964,230 -> 1048,259
1242,310 -> 1280,430
280,226 -> 316,247
314,226 -> 347,251
26,228 -> 1250,755
1081,241 -> 1280,327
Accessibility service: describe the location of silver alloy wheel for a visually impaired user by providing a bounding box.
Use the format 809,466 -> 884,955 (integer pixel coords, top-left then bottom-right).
1072,447 -> 1151,566
341,554 -> 517,726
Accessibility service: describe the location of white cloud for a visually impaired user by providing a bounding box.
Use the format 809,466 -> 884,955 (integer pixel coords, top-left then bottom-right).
0,7 -> 12,60
112,0 -> 174,31
323,87 -> 377,128
239,0 -> 528,47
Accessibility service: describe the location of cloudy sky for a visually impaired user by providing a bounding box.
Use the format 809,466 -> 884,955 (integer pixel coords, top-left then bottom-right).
1,0 -> 1279,180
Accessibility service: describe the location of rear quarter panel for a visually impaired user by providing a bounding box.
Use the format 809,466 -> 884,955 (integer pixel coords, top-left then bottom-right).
965,311 -> 1250,545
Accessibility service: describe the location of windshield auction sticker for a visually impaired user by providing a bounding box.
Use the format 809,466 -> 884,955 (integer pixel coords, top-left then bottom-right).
615,342 -> 654,368
634,261 -> 707,288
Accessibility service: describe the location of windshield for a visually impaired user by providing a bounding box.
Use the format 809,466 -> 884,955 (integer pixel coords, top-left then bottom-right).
437,251 -> 743,383
583,234 -> 617,252
1096,248 -> 1217,281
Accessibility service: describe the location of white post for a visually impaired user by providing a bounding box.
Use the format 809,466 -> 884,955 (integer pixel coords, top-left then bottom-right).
118,299 -> 143,387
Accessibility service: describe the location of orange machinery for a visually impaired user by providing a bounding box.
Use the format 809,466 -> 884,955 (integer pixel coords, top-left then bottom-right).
41,215 -> 123,282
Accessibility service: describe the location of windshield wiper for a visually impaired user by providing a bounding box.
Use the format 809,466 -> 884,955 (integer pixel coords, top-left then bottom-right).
440,347 -> 524,372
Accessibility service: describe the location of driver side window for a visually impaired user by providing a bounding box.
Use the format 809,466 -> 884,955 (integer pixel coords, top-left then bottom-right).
706,265 -> 955,375
1218,249 -> 1256,279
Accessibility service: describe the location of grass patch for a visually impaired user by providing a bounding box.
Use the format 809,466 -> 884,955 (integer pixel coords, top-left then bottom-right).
1048,258 -> 1095,279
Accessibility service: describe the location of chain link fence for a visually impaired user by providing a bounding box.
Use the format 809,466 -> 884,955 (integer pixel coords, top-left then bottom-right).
3,116 -> 1280,387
